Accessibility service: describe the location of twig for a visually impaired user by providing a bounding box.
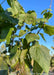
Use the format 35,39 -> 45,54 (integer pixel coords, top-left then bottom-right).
0,0 -> 6,5
49,0 -> 52,9
37,0 -> 52,34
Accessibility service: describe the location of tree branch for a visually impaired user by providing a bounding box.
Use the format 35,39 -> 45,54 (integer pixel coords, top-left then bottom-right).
49,0 -> 52,9
37,0 -> 53,34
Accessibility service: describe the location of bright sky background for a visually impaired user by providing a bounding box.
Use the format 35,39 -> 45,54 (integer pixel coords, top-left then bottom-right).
0,0 -> 54,55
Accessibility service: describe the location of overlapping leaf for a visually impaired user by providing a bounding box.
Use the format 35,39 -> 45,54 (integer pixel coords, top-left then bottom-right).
30,45 -> 51,73
0,57 -> 8,70
19,30 -> 26,37
25,33 -> 40,43
39,33 -> 46,41
43,24 -> 54,36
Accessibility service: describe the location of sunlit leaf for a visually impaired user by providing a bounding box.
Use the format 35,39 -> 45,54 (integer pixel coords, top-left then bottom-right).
25,33 -> 40,43
19,30 -> 26,37
39,33 -> 46,41
30,45 -> 51,73
43,24 -> 54,36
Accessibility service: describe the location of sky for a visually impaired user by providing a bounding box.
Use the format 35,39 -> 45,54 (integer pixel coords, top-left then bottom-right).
0,0 -> 54,55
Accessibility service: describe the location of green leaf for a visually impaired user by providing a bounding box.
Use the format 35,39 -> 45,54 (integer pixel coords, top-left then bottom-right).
25,33 -> 40,43
29,45 -> 51,73
33,61 -> 43,73
41,9 -> 52,14
36,18 -> 48,23
0,4 -> 4,12
0,28 -> 14,44
18,14 -> 25,26
19,30 -> 26,37
39,33 -> 46,41
0,57 -> 8,70
22,38 -> 28,49
43,24 -> 54,36
25,11 -> 37,25
20,49 -> 28,63
43,12 -> 53,19
7,0 -> 25,16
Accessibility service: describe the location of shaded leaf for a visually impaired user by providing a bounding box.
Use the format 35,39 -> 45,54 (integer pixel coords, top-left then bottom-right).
43,12 -> 53,19
33,61 -> 43,73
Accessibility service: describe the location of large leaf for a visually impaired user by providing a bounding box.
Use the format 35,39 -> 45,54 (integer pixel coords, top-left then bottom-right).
19,30 -> 26,37
33,61 -> 43,73
25,33 -> 40,43
0,57 -> 8,70
25,11 -> 37,25
43,24 -> 54,36
29,45 -> 51,73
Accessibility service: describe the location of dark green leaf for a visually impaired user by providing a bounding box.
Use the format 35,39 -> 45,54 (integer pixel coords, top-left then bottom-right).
33,61 -> 43,73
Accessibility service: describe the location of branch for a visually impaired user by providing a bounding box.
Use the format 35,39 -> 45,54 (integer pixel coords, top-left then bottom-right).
0,0 -> 6,5
37,0 -> 53,34
49,0 -> 52,9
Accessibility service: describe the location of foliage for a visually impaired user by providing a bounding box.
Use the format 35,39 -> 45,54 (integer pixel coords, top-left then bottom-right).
0,0 -> 54,75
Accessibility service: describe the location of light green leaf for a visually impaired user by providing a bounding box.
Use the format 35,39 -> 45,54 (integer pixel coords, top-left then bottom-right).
43,24 -> 54,36
39,33 -> 46,41
19,30 -> 26,37
7,0 -> 25,16
25,33 -> 40,43
0,57 -> 8,70
29,45 -> 51,73
25,11 -> 37,25
36,18 -> 48,23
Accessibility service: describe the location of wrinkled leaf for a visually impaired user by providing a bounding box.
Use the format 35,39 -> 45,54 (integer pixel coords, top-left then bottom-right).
25,33 -> 40,43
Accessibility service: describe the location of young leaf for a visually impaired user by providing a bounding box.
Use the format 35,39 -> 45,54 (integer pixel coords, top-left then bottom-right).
29,45 -> 51,73
39,33 -> 46,41
19,30 -> 26,37
25,33 -> 40,43
43,12 -> 53,19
